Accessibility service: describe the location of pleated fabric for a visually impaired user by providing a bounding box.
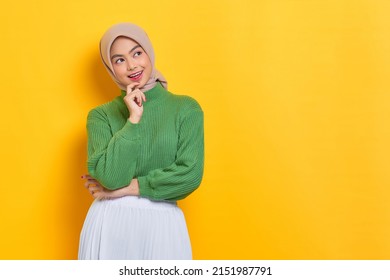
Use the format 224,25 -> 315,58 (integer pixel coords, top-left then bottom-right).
78,196 -> 192,260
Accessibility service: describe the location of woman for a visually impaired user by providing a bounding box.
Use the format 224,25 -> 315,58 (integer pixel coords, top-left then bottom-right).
78,23 -> 204,260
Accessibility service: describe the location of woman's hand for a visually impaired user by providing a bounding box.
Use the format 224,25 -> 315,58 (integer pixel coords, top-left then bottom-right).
123,82 -> 146,124
81,174 -> 140,200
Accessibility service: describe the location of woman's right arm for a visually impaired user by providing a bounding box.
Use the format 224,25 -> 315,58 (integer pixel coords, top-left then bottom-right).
87,83 -> 145,190
87,108 -> 141,190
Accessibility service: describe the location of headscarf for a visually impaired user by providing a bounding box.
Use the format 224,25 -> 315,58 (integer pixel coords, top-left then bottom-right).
99,22 -> 167,92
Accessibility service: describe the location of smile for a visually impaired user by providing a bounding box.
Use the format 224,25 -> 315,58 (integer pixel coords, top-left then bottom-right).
128,71 -> 143,81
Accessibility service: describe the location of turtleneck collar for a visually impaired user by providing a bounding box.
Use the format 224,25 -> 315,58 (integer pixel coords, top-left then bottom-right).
120,82 -> 168,104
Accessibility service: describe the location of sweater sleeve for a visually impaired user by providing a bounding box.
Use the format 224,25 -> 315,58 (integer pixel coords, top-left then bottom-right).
87,108 -> 141,190
137,108 -> 204,201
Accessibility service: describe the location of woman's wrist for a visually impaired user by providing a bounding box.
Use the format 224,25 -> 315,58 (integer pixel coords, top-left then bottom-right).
128,116 -> 141,124
108,179 -> 139,199
127,178 -> 140,196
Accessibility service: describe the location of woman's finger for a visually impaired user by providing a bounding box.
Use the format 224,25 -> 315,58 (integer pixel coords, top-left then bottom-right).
126,82 -> 140,95
87,178 -> 99,183
124,91 -> 142,106
88,185 -> 103,192
130,89 -> 146,102
136,92 -> 143,106
130,91 -> 143,107
84,181 -> 102,189
91,187 -> 109,200
84,180 -> 96,188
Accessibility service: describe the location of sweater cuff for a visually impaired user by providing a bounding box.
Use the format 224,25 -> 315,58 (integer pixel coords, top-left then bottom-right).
116,120 -> 140,140
138,176 -> 154,199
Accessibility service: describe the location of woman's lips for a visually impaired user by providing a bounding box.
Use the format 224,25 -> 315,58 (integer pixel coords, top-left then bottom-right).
128,71 -> 143,81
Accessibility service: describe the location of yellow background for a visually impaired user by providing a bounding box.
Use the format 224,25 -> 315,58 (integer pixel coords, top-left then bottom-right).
1,0 -> 389,259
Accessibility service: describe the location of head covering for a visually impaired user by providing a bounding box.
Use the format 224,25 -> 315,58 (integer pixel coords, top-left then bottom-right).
100,22 -> 167,92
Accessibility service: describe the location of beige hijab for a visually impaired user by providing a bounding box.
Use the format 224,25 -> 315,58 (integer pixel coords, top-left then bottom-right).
100,22 -> 167,92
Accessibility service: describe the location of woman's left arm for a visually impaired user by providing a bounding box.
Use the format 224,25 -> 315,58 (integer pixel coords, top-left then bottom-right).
82,175 -> 139,200
137,108 -> 204,201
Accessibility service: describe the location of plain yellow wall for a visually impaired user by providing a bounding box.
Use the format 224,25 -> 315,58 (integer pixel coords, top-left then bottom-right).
1,0 -> 390,259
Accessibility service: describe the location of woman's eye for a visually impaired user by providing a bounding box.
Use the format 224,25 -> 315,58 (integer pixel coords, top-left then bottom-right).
134,51 -> 142,57
115,58 -> 125,64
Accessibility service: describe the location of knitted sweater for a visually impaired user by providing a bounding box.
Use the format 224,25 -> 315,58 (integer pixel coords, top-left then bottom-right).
86,83 -> 204,201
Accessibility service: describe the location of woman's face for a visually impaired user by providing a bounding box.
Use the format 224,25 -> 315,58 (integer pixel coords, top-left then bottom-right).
110,36 -> 152,88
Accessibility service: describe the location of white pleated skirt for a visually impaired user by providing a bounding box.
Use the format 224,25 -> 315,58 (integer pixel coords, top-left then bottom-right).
78,196 -> 192,260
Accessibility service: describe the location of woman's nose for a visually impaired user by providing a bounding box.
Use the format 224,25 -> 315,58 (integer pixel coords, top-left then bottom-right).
127,61 -> 137,71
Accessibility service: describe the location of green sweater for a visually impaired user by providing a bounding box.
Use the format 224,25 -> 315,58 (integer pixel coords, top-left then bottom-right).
86,83 -> 204,201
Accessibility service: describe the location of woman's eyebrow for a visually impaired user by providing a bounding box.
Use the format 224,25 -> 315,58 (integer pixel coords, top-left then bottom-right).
111,45 -> 141,60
